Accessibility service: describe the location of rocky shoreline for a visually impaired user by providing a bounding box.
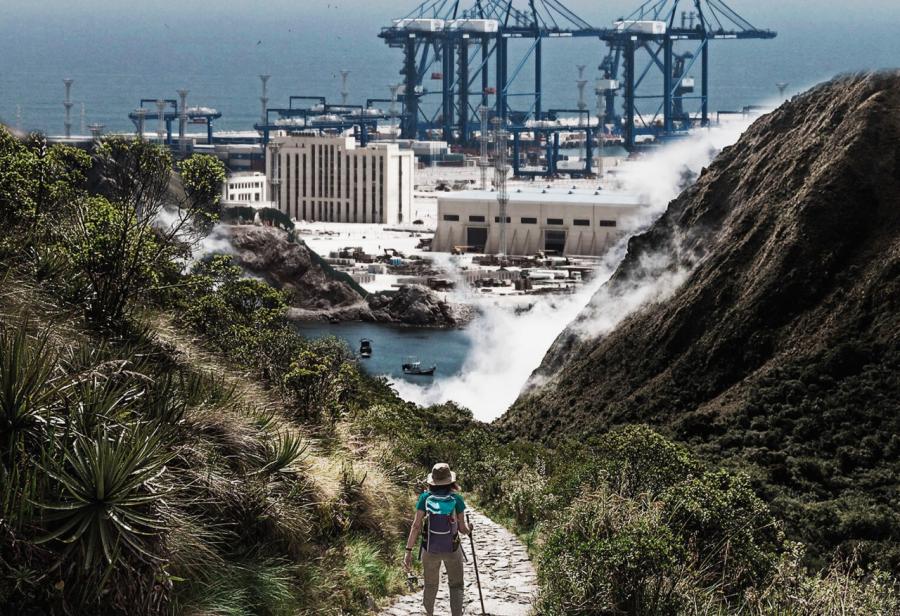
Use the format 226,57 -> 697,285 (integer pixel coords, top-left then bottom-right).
219,224 -> 474,329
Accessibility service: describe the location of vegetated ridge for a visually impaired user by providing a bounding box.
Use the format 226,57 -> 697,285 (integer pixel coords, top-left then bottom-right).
503,72 -> 900,563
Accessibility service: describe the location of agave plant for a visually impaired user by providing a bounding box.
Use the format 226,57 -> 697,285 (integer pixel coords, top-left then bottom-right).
0,323 -> 58,458
258,430 -> 308,476
38,424 -> 173,573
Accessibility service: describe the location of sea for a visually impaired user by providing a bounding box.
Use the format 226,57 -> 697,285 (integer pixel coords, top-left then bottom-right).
1,0 -> 899,135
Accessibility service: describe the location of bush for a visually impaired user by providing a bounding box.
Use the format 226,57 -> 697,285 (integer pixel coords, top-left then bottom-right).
282,338 -> 359,423
662,470 -> 782,596
538,489 -> 685,615
746,543 -> 900,615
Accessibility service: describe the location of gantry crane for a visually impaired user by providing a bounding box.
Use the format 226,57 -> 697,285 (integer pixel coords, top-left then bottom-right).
382,0 -> 776,150
380,0 -> 609,143
601,0 -> 776,148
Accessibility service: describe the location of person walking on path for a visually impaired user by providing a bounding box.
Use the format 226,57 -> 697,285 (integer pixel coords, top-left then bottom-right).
403,463 -> 471,616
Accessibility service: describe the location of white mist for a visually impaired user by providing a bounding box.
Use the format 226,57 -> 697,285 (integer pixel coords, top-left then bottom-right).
398,117 -> 760,421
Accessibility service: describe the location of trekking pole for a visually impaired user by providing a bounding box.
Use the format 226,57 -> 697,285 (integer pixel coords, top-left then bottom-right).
466,512 -> 487,616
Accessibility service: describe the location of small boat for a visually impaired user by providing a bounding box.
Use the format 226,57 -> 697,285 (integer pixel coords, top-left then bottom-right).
359,339 -> 373,358
402,357 -> 436,376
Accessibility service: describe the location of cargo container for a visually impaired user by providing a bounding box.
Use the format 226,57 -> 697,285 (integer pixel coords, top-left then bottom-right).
613,20 -> 667,35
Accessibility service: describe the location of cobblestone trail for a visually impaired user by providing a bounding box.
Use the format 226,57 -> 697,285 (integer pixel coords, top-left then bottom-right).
379,508 -> 537,616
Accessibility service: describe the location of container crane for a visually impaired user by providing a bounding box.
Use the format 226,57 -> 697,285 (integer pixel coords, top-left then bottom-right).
379,0 -> 611,143
601,0 -> 776,149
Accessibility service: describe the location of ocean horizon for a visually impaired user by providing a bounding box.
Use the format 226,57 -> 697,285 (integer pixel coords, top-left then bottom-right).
1,0 -> 899,135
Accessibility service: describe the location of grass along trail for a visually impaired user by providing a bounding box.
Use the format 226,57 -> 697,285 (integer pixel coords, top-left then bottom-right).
380,508 -> 537,616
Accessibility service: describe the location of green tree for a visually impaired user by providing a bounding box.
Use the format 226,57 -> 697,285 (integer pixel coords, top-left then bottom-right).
61,195 -> 169,325
282,338 -> 358,422
0,129 -> 89,253
179,154 -> 226,230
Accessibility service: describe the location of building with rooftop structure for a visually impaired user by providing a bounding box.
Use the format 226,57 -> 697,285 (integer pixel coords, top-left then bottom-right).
433,188 -> 645,256
222,171 -> 269,206
265,133 -> 414,225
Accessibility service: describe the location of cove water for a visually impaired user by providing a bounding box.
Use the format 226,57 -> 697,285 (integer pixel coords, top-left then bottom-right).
293,320 -> 471,382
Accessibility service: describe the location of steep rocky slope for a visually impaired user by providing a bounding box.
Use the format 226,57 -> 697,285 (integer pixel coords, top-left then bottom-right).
502,72 -> 900,560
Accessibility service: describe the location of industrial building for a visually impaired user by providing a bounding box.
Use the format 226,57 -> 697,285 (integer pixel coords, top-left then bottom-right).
266,134 -> 414,225
433,188 -> 644,256
222,171 -> 268,205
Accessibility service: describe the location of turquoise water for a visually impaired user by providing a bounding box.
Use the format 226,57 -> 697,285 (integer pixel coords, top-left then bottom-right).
293,321 -> 471,382
2,1 -> 899,134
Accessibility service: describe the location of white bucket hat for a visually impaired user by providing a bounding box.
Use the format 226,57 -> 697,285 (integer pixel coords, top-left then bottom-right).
426,462 -> 456,486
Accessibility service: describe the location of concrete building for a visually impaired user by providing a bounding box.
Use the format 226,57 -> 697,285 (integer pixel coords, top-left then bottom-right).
222,171 -> 268,205
266,134 -> 414,224
433,188 -> 644,256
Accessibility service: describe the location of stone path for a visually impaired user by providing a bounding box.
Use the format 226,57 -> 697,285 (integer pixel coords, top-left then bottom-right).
379,508 -> 537,616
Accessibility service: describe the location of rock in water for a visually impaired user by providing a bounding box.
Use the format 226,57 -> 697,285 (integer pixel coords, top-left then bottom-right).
366,284 -> 459,327
501,72 -> 900,560
219,225 -> 467,327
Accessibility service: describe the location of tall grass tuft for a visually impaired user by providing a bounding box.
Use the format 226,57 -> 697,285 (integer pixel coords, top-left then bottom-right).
0,322 -> 57,457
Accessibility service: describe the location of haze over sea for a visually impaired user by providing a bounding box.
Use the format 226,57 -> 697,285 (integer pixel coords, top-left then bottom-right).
1,0 -> 899,135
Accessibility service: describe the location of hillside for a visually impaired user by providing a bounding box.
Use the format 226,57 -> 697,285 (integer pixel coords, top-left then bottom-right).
503,72 -> 900,562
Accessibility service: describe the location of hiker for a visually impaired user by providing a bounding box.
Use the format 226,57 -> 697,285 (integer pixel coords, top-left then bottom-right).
403,462 -> 470,616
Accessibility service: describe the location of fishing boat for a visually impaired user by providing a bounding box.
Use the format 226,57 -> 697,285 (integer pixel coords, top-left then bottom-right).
402,357 -> 436,376
359,339 -> 373,358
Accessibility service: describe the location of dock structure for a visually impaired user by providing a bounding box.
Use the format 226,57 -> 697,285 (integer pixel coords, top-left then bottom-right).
128,97 -> 221,147
380,0 -> 776,149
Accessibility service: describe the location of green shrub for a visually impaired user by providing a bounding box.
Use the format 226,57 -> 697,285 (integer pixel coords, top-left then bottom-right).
538,488 -> 685,616
38,424 -> 172,576
662,469 -> 782,596
746,543 -> 900,615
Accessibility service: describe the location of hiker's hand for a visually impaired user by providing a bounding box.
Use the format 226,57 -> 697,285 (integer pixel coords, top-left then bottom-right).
403,550 -> 413,571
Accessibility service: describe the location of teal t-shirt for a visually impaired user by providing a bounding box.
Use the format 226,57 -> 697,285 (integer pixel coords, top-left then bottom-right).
416,490 -> 466,514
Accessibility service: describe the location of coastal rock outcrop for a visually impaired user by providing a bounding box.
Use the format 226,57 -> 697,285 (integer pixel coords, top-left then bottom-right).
215,225 -> 468,327
226,224 -> 362,310
366,284 -> 460,327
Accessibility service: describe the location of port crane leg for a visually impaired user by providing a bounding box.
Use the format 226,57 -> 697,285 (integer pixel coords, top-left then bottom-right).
701,40 -> 709,127
458,40 -> 470,142
402,39 -> 419,139
624,39 -> 636,150
534,37 -> 542,119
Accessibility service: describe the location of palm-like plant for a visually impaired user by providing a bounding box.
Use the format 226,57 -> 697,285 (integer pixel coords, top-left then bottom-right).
258,430 -> 308,476
38,424 -> 173,574
0,323 -> 58,457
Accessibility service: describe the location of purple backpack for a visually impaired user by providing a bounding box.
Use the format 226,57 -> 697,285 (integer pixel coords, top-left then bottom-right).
425,493 -> 458,553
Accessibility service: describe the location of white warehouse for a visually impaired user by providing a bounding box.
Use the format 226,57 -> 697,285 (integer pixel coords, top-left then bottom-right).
433,188 -> 645,256
266,134 -> 414,225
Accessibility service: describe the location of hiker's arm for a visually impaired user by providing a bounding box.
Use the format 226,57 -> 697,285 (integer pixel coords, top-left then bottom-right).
403,510 -> 425,570
456,511 -> 470,536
